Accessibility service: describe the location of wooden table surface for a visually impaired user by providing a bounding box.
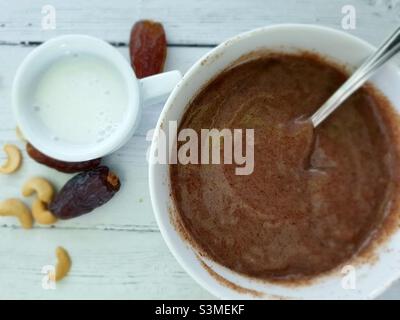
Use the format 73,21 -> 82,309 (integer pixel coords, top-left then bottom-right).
0,0 -> 399,299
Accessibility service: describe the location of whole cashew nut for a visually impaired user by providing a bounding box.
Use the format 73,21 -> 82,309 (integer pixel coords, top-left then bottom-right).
0,144 -> 22,174
0,198 -> 33,229
22,177 -> 54,204
32,199 -> 57,225
54,247 -> 71,281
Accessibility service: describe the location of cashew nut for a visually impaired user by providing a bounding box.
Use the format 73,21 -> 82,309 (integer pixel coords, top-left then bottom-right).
0,198 -> 33,229
54,247 -> 71,281
0,144 -> 22,174
22,177 -> 54,204
32,199 -> 57,225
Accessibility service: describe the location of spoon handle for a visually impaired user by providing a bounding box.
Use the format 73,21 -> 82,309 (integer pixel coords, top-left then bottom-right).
311,27 -> 400,127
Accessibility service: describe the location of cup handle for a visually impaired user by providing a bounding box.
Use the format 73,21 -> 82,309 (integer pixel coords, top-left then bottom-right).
139,70 -> 182,106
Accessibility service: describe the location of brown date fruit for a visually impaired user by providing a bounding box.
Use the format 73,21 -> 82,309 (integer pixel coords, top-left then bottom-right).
26,143 -> 101,173
129,20 -> 167,78
49,166 -> 120,219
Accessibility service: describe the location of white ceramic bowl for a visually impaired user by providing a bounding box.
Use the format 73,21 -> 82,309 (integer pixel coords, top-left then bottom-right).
12,34 -> 181,161
149,24 -> 400,299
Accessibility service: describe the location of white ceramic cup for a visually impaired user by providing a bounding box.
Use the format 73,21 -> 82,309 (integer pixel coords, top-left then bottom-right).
12,34 -> 181,161
149,24 -> 400,299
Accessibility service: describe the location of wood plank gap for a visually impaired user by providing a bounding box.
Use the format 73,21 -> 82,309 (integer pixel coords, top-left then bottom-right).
0,223 -> 160,233
0,40 -> 217,48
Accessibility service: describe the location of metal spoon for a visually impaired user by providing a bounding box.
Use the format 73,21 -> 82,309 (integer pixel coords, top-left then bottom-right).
311,27 -> 400,127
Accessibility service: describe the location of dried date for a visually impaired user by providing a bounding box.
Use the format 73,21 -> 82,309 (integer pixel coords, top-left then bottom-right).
49,166 -> 121,219
26,143 -> 101,173
129,20 -> 167,78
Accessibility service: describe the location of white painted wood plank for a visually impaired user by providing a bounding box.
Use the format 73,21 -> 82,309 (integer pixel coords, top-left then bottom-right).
0,227 -> 213,299
0,0 -> 399,46
0,221 -> 397,299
